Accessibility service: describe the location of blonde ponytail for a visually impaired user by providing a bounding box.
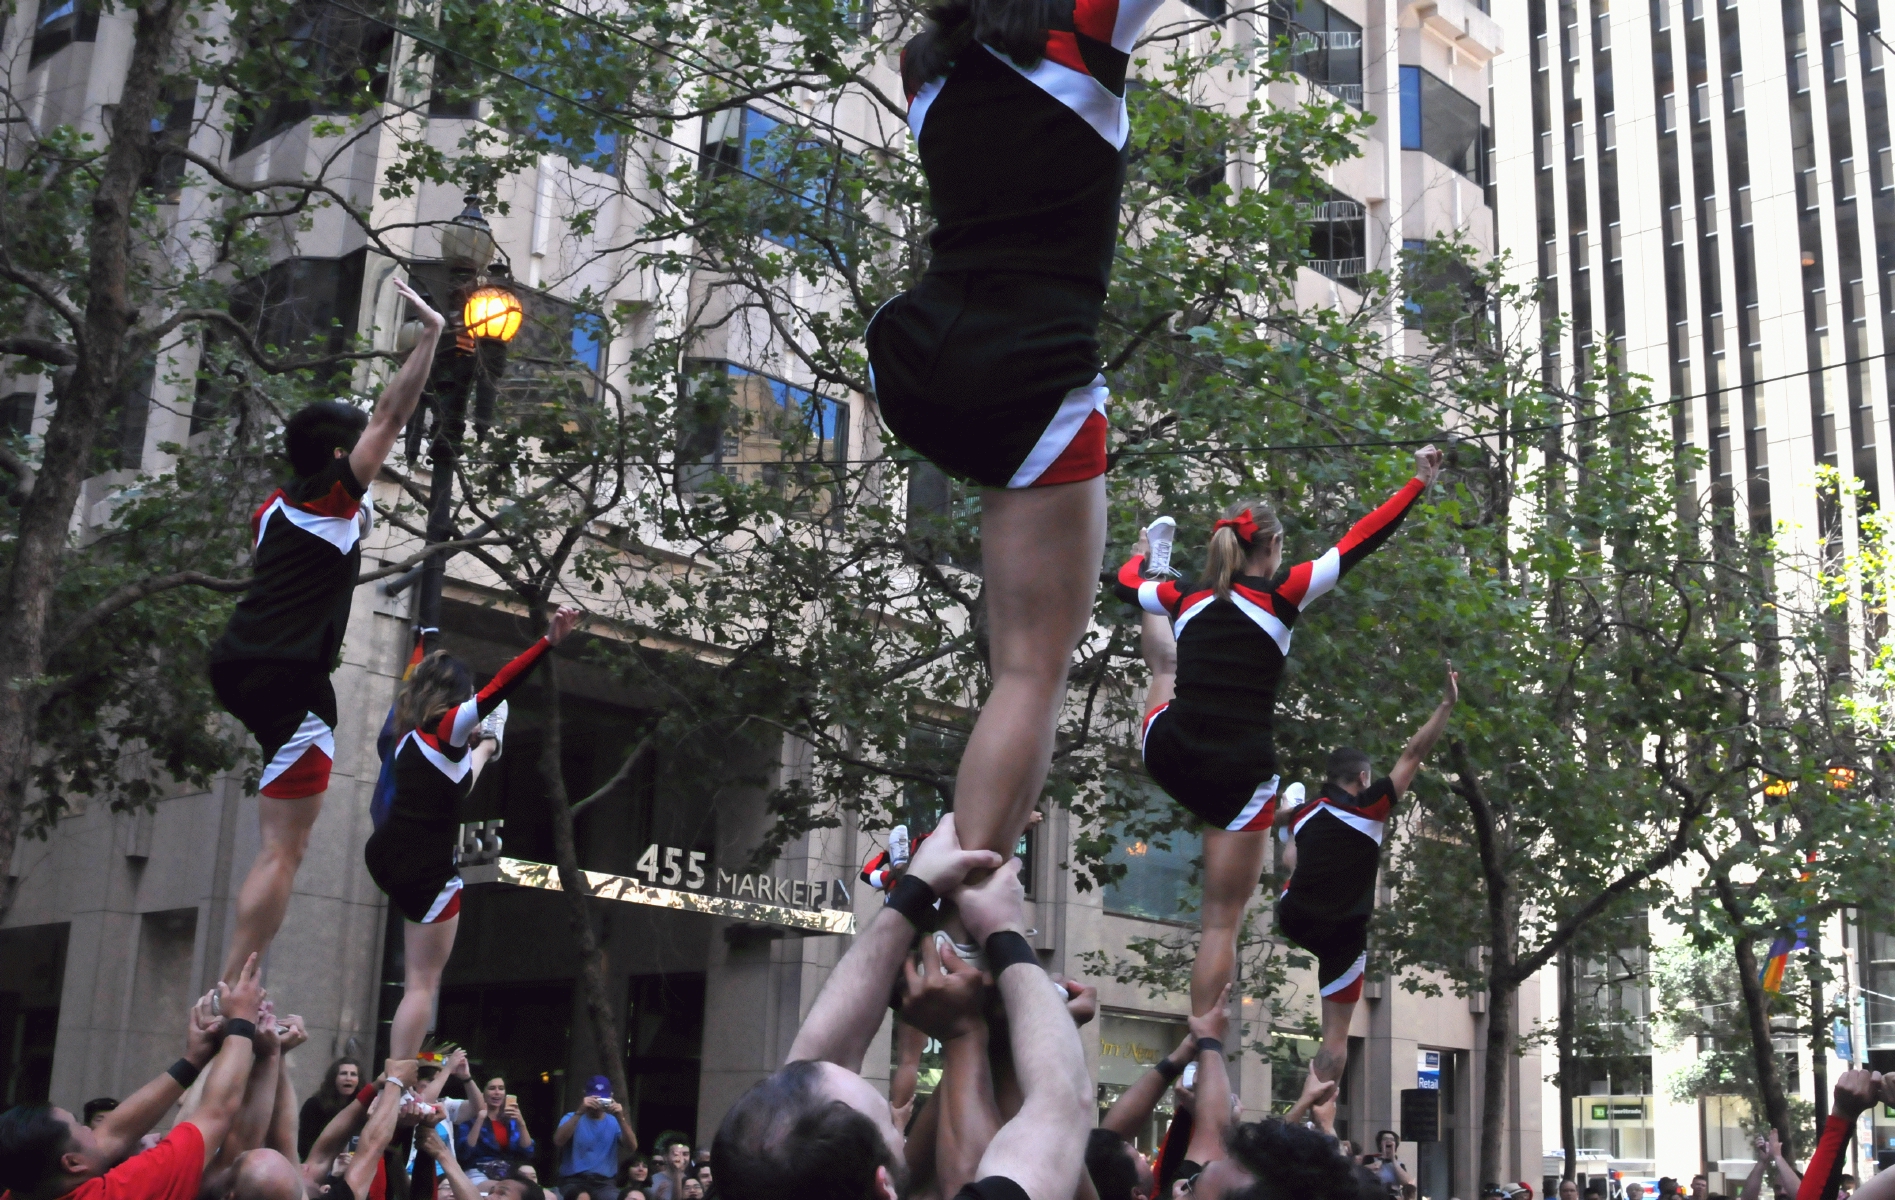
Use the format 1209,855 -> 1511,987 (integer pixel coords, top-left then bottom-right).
1200,499 -> 1283,599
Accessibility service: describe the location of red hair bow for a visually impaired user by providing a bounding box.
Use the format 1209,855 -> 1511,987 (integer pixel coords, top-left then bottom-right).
1213,509 -> 1259,544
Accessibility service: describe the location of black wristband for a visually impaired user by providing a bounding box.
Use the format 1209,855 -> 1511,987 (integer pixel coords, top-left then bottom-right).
883,874 -> 939,928
1197,1038 -> 1224,1058
1156,1058 -> 1185,1081
168,1058 -> 202,1088
223,1018 -> 258,1042
985,930 -> 1039,973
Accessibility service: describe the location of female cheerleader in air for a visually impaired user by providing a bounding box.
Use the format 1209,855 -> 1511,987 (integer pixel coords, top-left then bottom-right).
366,605 -> 580,1059
865,0 -> 1169,862
1110,447 -> 1442,1029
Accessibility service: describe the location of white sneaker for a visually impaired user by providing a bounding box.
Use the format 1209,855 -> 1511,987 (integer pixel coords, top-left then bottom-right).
478,701 -> 509,759
1144,516 -> 1179,578
1282,781 -> 1305,808
889,824 -> 911,870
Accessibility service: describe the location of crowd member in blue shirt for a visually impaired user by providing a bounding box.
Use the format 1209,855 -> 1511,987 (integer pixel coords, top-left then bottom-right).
553,1077 -> 638,1200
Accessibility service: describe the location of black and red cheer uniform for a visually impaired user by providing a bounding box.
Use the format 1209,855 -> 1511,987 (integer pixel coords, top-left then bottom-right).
363,638 -> 552,923
1277,777 -> 1396,1004
1111,478 -> 1426,832
209,456 -> 369,800
865,0 -> 1166,489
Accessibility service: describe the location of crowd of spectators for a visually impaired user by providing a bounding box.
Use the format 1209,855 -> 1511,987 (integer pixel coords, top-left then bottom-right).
5,819 -> 1894,1200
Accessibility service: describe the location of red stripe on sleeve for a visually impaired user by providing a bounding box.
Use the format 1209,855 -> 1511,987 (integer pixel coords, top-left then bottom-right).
1274,560 -> 1316,607
1797,1114 -> 1853,1200
1041,29 -> 1089,75
1071,0 -> 1121,43
1335,478 -> 1425,559
477,637 -> 550,712
1117,556 -> 1149,590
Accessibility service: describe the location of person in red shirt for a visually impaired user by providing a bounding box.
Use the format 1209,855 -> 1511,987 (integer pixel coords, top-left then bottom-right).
0,954 -> 267,1200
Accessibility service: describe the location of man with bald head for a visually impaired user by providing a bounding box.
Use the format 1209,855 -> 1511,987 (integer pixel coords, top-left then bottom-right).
221,1151 -> 305,1200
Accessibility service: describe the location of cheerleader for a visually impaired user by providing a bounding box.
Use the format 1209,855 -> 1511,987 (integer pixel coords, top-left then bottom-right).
1111,447 -> 1442,1024
865,0 -> 1167,860
366,606 -> 580,1059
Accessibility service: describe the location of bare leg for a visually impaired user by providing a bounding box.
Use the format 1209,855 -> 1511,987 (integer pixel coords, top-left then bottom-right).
1141,610 -> 1177,713
390,915 -> 460,1060
1192,827 -> 1270,1015
1313,996 -> 1354,1082
950,477 -> 1107,859
222,792 -> 325,983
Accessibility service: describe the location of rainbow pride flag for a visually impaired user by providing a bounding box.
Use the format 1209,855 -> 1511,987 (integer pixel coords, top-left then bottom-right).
1760,920 -> 1808,995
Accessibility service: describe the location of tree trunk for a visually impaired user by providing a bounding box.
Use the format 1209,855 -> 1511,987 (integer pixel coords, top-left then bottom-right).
1810,936 -> 1829,1128
0,0 -> 179,914
1559,947 -> 1578,1183
1716,881 -> 1794,1149
536,652 -> 635,1120
1480,971 -> 1517,1192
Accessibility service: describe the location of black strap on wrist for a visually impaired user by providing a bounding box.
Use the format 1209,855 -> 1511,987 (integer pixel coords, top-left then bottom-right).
1196,1038 -> 1224,1058
167,1058 -> 202,1087
985,930 -> 1039,973
1156,1058 -> 1185,1081
883,874 -> 938,929
223,1017 -> 258,1042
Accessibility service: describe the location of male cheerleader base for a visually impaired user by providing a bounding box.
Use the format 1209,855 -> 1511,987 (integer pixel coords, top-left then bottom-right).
867,0 -> 1169,489
1277,668 -> 1457,1082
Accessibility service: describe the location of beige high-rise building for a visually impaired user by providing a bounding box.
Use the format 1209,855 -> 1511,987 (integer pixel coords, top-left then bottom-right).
0,0 -> 1548,1193
1490,0 -> 1895,1185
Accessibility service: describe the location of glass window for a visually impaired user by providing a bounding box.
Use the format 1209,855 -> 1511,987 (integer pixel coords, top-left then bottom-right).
191,252 -> 369,432
229,0 -> 394,156
1271,0 -> 1364,108
701,107 -> 859,253
30,0 -> 98,68
1101,791 -> 1196,922
677,360 -> 848,515
1302,186 -> 1366,286
1399,66 -> 1488,184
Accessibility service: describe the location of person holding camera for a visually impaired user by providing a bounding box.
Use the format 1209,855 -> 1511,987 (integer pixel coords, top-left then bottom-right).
1362,1130 -> 1413,1197
553,1078 -> 637,1200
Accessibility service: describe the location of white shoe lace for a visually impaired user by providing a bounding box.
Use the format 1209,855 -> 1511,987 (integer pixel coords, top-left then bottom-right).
1145,516 -> 1179,578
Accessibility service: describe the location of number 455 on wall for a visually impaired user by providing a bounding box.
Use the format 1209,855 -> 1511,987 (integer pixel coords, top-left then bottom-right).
634,843 -> 707,890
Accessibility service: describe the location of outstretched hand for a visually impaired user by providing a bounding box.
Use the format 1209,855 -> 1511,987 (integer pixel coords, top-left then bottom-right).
546,605 -> 582,645
905,813 -> 1004,895
186,990 -> 225,1066
1414,444 -> 1444,486
219,953 -> 265,1024
1834,1067 -> 1880,1120
950,856 -> 1027,943
1187,983 -> 1231,1045
393,279 -> 445,334
900,936 -> 987,1041
1441,664 -> 1459,708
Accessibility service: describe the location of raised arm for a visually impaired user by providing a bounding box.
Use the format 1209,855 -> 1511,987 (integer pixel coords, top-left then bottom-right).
954,859 -> 1092,1200
1275,446 -> 1441,612
1799,1070 -> 1877,1200
93,989 -> 227,1164
202,1000 -> 287,1191
900,936 -> 1001,1198
1389,667 -> 1458,796
1182,987 -> 1232,1165
1102,1033 -> 1195,1138
436,607 -> 577,748
344,1062 -> 419,1200
420,1125 -> 484,1200
264,1018 -> 306,1160
787,814 -> 1001,1068
349,279 -> 445,486
1282,1070 -> 1339,1128
184,953 -> 267,1168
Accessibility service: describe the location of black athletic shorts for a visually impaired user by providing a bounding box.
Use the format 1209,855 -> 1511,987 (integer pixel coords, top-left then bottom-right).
954,1177 -> 1030,1200
1276,893 -> 1369,1004
209,658 -> 338,799
866,271 -> 1110,489
364,818 -> 463,924
1140,702 -> 1281,832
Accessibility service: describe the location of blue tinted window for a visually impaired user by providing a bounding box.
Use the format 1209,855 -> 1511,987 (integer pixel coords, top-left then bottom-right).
571,313 -> 605,374
1400,66 -> 1422,149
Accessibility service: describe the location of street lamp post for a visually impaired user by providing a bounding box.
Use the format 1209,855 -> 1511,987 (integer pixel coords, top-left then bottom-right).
410,195 -> 521,632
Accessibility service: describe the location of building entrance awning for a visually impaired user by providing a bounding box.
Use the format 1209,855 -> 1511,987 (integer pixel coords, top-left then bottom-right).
461,857 -> 857,936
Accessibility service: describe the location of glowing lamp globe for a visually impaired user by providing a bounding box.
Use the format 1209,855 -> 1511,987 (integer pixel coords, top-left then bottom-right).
1763,777 -> 1792,798
464,286 -> 523,342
